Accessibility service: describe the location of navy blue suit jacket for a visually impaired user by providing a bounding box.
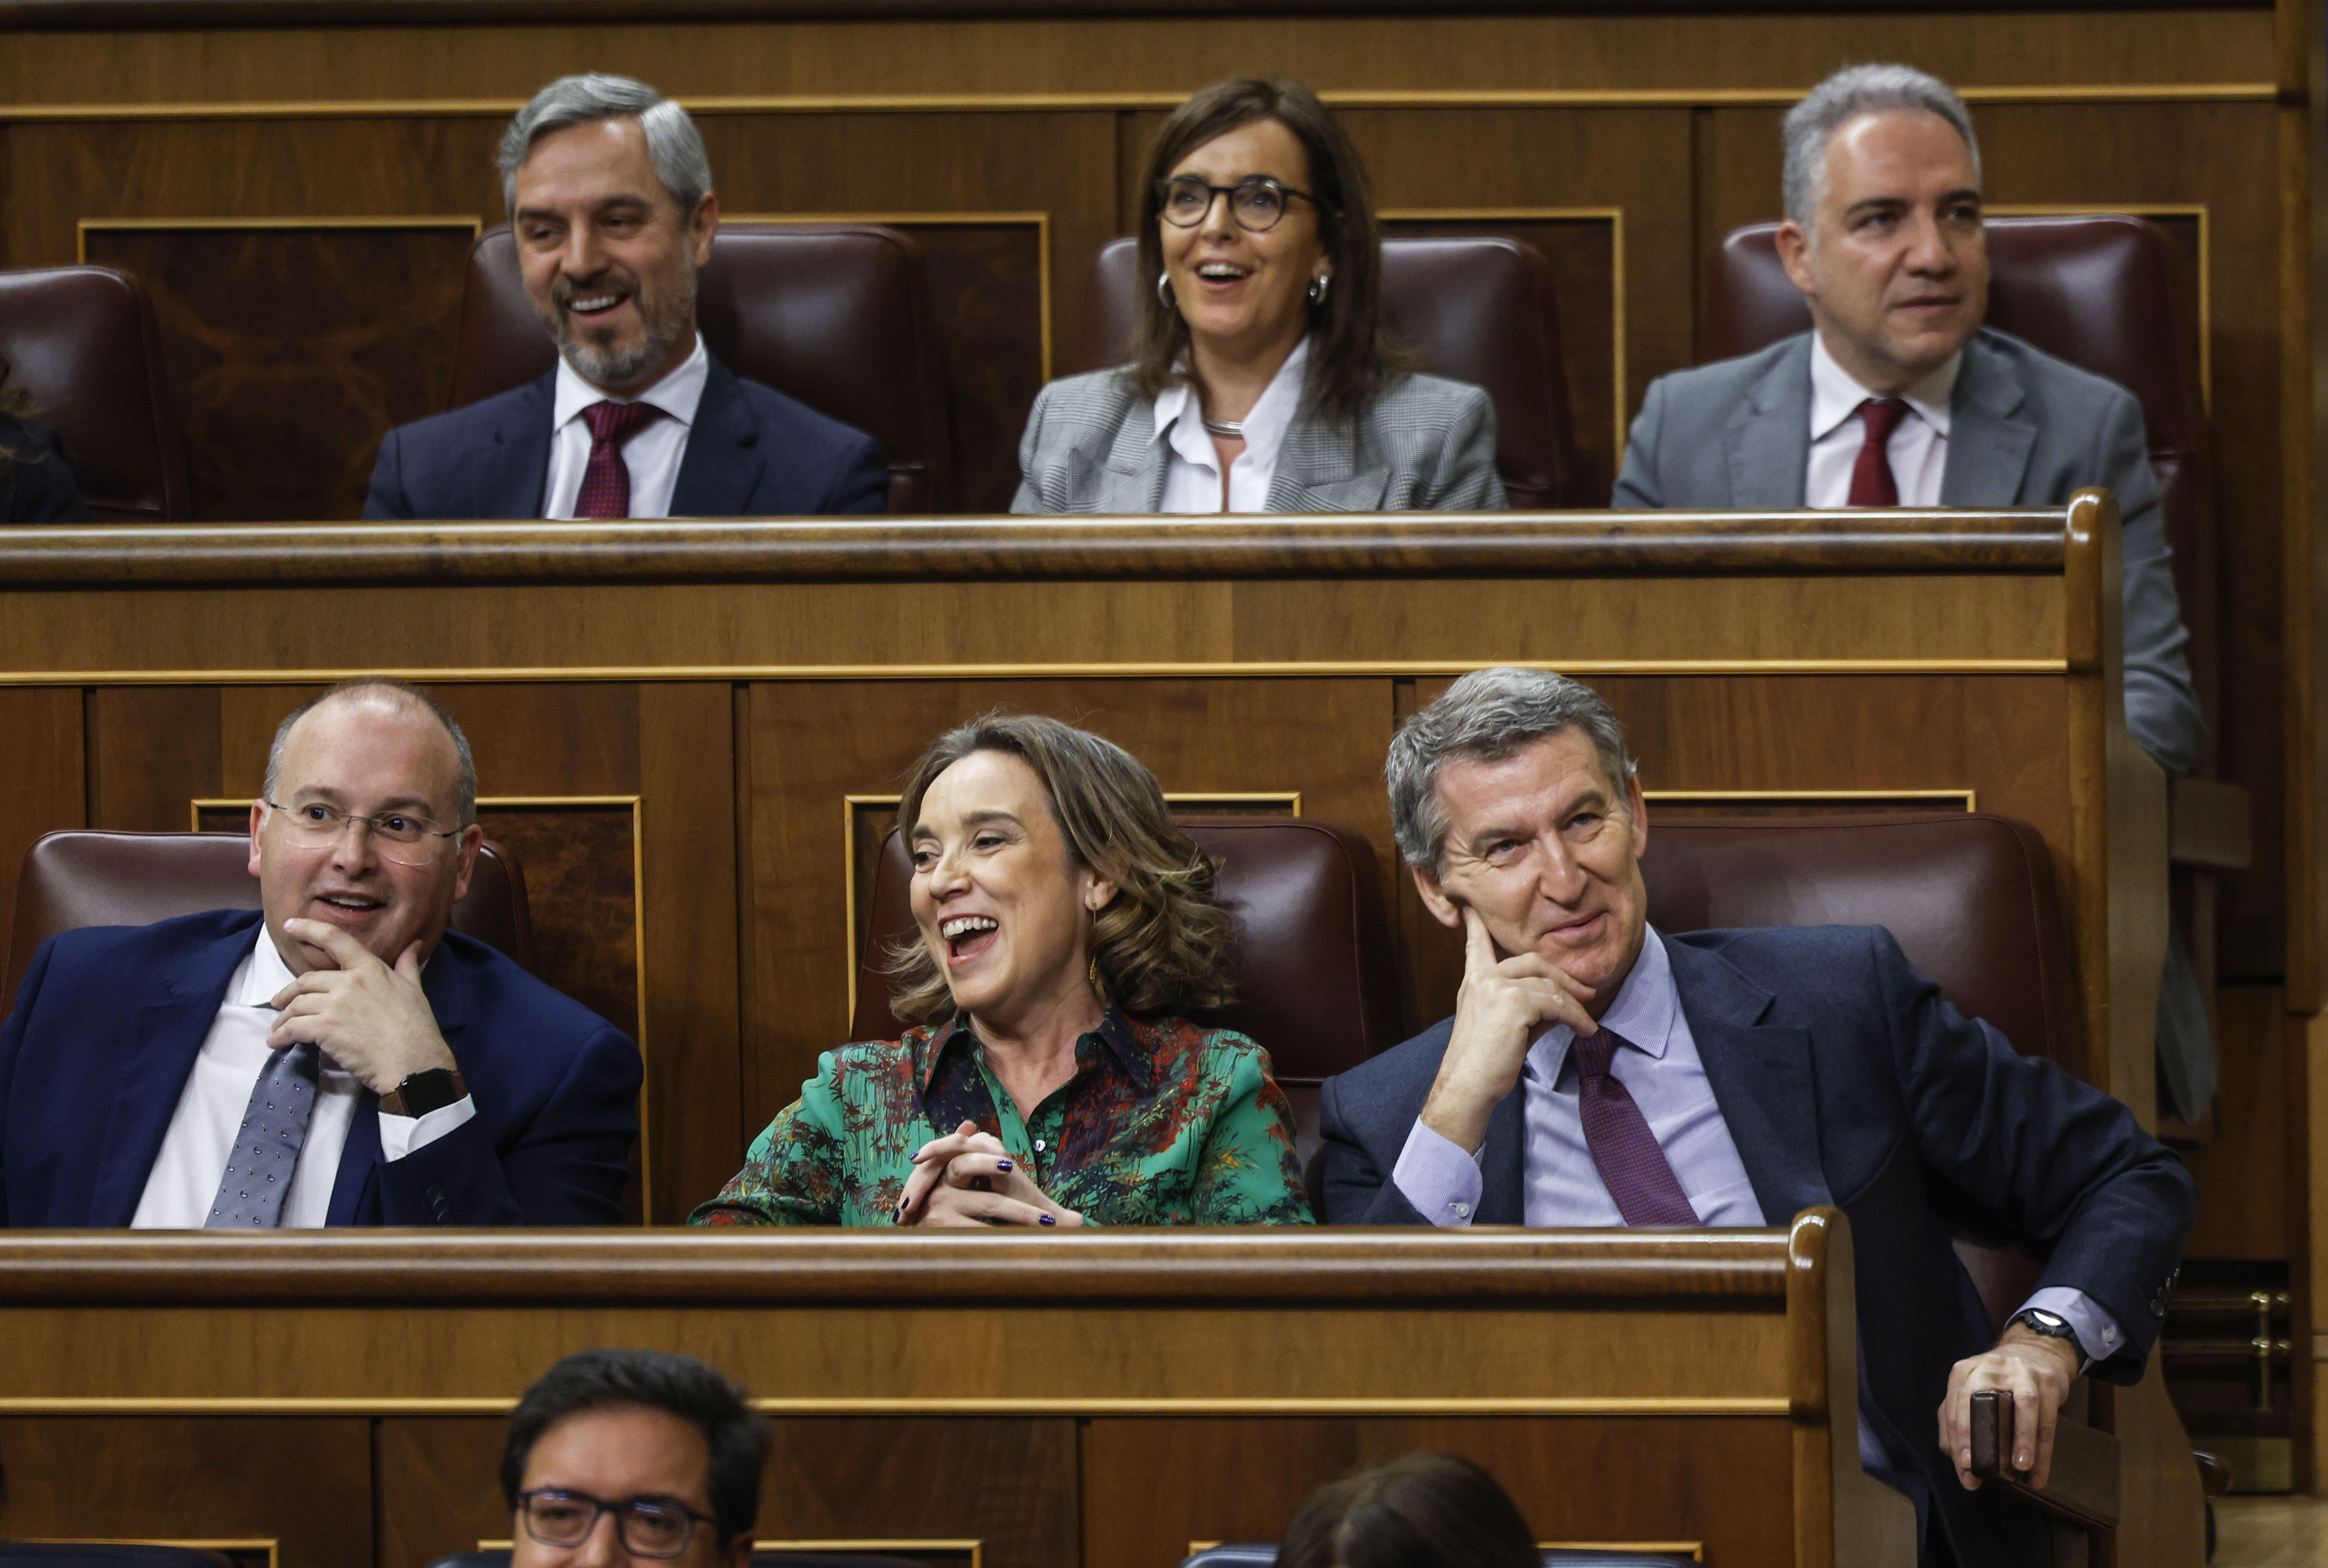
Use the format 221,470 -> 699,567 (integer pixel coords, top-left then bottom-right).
0,910 -> 642,1226
362,356 -> 889,520
1318,926 -> 2195,1568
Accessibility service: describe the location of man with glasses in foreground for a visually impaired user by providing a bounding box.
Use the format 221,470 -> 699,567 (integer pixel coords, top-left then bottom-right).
506,1350 -> 768,1568
0,677 -> 641,1226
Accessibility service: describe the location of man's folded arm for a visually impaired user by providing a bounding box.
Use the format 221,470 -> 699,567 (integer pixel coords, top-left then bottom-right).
1316,1071 -> 1436,1226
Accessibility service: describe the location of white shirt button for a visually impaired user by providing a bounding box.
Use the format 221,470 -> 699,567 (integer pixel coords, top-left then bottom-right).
1452,1201 -> 1471,1219
1033,1139 -> 1046,1153
2103,1327 -> 2118,1344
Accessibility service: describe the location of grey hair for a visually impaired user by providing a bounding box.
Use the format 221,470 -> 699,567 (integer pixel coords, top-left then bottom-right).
497,73 -> 713,219
263,678 -> 478,830
1386,667 -> 1636,875
1782,64 -> 1981,231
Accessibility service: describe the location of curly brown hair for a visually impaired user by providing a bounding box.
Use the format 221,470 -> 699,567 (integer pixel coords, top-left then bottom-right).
884,712 -> 1235,1025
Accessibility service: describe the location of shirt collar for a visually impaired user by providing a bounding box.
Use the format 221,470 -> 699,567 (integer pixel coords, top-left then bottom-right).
921,1003 -> 1156,1095
553,333 -> 710,431
1807,329 -> 1959,444
1152,336 -> 1312,472
1523,925 -> 1677,1085
237,924 -> 298,1009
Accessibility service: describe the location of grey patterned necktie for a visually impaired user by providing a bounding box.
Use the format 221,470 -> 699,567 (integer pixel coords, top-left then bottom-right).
205,1041 -> 322,1228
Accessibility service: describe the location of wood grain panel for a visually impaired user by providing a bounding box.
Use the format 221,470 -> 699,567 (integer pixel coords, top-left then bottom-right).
87,686 -> 223,828
80,223 -> 476,522
0,1416 -> 373,1568
0,686 -> 83,964
741,677 -> 1394,1131
1082,1416 -> 1791,1568
2181,982 -> 2294,1259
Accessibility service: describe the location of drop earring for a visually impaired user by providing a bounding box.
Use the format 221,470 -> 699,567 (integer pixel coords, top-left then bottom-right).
1157,271 -> 1175,307
1307,273 -> 1331,305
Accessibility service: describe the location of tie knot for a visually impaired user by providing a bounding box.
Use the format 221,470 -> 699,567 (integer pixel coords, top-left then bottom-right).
1857,397 -> 1911,446
581,399 -> 662,446
1572,1026 -> 1627,1080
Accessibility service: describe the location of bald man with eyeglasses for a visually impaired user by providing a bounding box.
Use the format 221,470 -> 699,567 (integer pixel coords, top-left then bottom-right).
0,677 -> 642,1227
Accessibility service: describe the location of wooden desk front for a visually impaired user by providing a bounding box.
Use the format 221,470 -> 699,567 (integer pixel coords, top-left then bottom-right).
0,1215 -> 1911,1568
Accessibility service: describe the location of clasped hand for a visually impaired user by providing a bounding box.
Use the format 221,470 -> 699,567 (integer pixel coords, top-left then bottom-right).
1418,906 -> 1599,1153
1937,1324 -> 2082,1491
894,1119 -> 1084,1228
267,918 -> 458,1097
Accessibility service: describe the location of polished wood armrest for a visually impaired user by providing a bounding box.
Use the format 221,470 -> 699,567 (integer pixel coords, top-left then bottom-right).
2168,775 -> 2252,869
1969,1387 -> 2124,1529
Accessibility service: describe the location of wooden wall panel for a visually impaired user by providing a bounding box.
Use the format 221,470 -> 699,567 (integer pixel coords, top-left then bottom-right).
1081,1416 -> 1793,1568
741,677 -> 1396,1132
0,1416 -> 375,1568
88,686 -> 224,829
0,687 -> 83,966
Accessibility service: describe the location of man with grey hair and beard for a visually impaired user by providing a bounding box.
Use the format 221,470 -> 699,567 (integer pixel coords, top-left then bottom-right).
1612,62 -> 2200,779
365,73 -> 887,520
1318,666 -> 2194,1568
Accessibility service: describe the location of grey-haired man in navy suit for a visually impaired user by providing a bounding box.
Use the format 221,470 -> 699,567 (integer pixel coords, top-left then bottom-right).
1318,666 -> 2194,1568
365,74 -> 886,522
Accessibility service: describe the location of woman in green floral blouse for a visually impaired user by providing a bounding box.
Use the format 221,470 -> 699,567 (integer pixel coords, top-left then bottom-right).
692,712 -> 1312,1227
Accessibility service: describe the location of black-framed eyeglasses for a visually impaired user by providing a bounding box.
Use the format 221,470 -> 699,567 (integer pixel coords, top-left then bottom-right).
262,798 -> 460,866
516,1489 -> 719,1558
1154,175 -> 1318,233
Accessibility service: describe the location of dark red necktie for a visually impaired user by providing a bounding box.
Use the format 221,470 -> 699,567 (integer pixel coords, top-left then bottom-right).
1572,1027 -> 1700,1226
1846,397 -> 1911,508
574,400 -> 664,519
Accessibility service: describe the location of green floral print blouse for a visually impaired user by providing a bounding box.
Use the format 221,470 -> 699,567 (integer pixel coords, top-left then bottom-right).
690,1007 -> 1313,1226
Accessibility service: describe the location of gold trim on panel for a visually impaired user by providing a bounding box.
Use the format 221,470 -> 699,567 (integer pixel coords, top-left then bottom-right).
191,793 -> 656,1223
1544,1547 -> 1703,1562
731,210 -> 1053,382
0,1395 -> 1794,1417
0,84 -> 2280,124
1643,788 -> 1978,812
34,1543 -> 277,1568
1987,202 -> 2212,413
0,659 -> 2070,687
1384,207 -> 1627,461
75,214 -> 483,266
842,790 -> 1302,1026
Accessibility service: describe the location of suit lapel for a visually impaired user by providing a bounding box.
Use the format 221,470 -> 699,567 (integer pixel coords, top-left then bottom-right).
1086,398 -> 1168,513
1666,938 -> 1834,1225
670,359 -> 768,517
89,922 -> 262,1226
1724,337 -> 1814,509
1938,333 -> 2037,506
1477,1083 -> 1528,1223
476,373 -> 554,520
1267,408 -> 1390,513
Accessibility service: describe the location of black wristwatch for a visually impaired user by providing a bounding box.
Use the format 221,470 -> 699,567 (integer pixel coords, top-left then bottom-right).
2010,1306 -> 2089,1372
381,1067 -> 467,1118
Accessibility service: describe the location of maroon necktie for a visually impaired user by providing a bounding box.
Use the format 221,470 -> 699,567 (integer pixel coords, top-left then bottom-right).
1572,1027 -> 1700,1226
574,400 -> 664,519
1845,397 -> 1911,508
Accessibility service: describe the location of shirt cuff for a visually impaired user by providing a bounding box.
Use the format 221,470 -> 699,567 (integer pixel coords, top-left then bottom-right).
2018,1285 -> 2124,1367
377,1094 -> 477,1163
1392,1118 -> 1485,1226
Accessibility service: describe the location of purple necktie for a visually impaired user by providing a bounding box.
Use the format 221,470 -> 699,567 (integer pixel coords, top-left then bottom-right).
1572,1026 -> 1700,1226
575,400 -> 664,519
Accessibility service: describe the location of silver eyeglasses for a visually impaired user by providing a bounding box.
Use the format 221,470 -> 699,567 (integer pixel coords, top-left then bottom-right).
262,799 -> 459,866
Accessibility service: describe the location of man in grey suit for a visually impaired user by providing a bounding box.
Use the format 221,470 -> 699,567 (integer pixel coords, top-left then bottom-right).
1612,63 -> 2202,776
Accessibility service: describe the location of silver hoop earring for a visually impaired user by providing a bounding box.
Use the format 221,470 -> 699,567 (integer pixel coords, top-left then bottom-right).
1307,273 -> 1331,306
1158,271 -> 1174,307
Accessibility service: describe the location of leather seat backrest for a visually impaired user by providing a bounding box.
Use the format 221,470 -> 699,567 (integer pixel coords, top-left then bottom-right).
444,224 -> 954,513
1641,811 -> 2082,1326
0,265 -> 192,522
1699,216 -> 2210,666
1076,234 -> 1577,508
5,830 -> 533,1001
854,817 -> 1402,1169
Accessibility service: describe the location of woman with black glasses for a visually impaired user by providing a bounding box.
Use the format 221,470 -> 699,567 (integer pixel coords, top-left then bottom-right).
1012,78 -> 1506,514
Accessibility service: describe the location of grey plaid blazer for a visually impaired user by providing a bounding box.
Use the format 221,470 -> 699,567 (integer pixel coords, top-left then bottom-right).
1010,367 -> 1508,514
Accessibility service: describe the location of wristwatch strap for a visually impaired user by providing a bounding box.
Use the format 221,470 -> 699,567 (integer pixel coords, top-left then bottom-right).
2010,1306 -> 2090,1373
380,1067 -> 467,1118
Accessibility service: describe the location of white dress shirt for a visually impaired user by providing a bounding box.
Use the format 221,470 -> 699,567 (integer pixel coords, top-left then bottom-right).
542,334 -> 711,520
1152,337 -> 1310,514
1804,332 -> 1959,508
131,928 -> 475,1228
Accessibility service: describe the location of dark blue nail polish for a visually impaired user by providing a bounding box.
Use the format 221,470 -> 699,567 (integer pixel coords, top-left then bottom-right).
1039,1214 -> 1056,1226
996,1159 -> 1013,1172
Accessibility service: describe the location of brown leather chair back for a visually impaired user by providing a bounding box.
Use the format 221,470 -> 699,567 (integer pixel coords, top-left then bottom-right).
1700,216 -> 2212,713
853,817 -> 1402,1169
1642,811 -> 2080,1327
5,830 -> 534,1003
0,266 -> 192,522
1075,235 -> 1576,508
444,224 -> 953,513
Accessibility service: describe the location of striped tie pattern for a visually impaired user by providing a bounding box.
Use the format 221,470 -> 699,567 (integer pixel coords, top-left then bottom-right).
1572,1026 -> 1700,1226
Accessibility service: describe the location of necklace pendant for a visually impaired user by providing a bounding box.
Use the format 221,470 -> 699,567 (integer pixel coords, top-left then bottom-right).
1202,417 -> 1244,439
